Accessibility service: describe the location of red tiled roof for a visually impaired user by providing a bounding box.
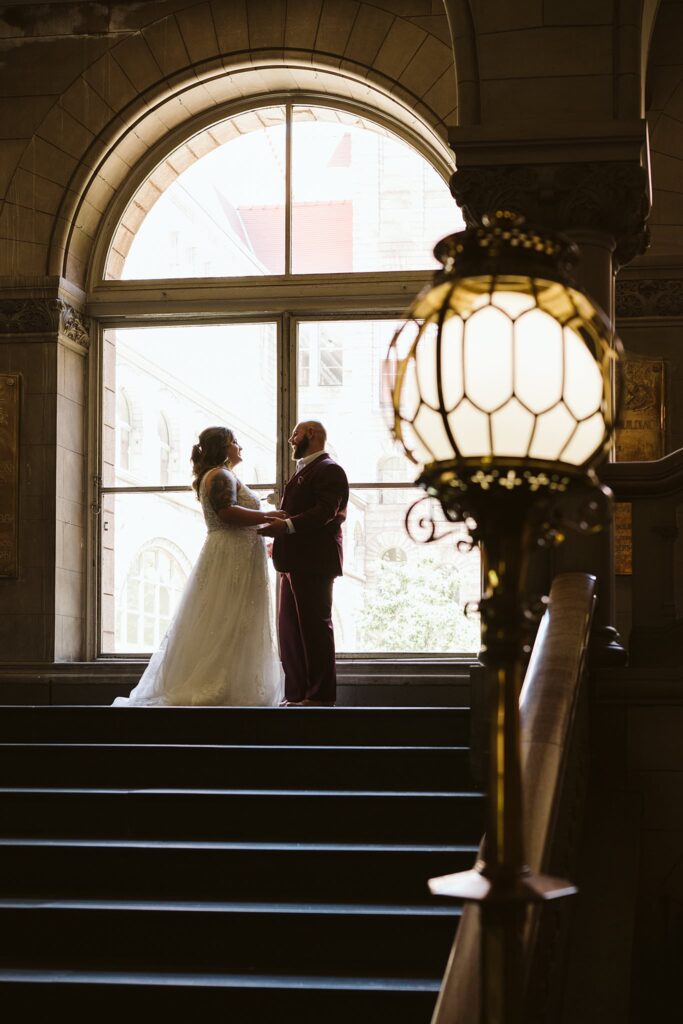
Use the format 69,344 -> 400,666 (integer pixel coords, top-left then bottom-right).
237,201 -> 353,273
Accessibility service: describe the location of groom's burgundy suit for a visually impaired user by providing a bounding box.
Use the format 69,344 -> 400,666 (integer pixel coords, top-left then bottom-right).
272,453 -> 349,703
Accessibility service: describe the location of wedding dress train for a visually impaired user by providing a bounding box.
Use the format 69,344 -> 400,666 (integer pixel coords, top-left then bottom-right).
113,476 -> 283,707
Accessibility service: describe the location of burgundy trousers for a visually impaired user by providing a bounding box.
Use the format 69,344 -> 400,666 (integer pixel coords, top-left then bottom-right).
278,572 -> 336,703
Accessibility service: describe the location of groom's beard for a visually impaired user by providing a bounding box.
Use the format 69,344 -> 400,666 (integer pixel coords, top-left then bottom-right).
293,437 -> 310,460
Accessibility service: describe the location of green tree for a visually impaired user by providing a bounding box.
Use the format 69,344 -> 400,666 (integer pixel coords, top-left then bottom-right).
360,556 -> 479,653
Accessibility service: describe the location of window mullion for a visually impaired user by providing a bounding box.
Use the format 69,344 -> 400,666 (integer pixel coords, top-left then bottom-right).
285,103 -> 292,277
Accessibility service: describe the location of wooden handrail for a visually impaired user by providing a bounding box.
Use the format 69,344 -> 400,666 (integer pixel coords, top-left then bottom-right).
431,571 -> 597,1023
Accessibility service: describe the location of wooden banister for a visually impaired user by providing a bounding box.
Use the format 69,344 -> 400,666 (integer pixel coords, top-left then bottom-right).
431,571 -> 597,1023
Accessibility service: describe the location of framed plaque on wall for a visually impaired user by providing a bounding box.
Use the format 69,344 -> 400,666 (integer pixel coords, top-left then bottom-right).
615,355 -> 665,461
614,355 -> 666,575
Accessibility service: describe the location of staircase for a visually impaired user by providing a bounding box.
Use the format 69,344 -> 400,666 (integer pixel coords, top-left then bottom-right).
0,705 -> 483,1020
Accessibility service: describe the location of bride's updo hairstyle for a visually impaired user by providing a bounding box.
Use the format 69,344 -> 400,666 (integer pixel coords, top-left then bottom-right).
191,426 -> 234,497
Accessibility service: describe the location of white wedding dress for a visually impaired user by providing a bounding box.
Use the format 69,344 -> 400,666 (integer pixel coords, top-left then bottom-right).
113,475 -> 283,707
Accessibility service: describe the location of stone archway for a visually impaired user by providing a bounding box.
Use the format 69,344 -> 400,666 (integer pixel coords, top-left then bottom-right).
0,2 -> 460,287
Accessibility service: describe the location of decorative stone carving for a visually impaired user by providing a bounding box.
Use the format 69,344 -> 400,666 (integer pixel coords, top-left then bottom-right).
0,299 -> 56,334
451,162 -> 650,269
616,279 -> 683,318
0,299 -> 90,347
58,303 -> 90,349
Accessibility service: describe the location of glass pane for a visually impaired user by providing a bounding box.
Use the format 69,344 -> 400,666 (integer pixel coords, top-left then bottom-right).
102,488 -> 276,653
110,107 -> 286,279
296,320 -> 417,483
292,106 -> 463,273
335,489 -> 480,654
103,324 -> 277,487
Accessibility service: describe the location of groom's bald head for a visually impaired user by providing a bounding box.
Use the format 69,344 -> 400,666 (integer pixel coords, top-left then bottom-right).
301,421 -> 326,443
289,420 -> 327,460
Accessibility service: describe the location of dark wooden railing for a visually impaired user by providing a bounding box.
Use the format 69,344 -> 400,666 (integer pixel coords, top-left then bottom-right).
432,572 -> 596,1023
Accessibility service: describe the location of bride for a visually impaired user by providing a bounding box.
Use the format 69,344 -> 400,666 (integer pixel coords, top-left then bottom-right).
113,426 -> 285,707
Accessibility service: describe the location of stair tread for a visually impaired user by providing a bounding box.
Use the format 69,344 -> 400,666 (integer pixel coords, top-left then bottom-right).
0,702 -> 475,1003
0,967 -> 442,991
0,705 -> 467,712
0,897 -> 462,916
0,785 -> 481,795
0,837 -> 479,853
0,742 -> 467,751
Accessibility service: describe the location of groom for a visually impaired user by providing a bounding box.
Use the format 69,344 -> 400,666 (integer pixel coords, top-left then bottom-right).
259,421 -> 349,706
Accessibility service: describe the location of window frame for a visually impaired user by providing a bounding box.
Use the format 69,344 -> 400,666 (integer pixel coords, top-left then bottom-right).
85,94 -> 477,662
86,93 -> 454,293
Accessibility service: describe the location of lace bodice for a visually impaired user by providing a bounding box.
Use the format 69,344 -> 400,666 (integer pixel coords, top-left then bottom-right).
200,471 -> 260,531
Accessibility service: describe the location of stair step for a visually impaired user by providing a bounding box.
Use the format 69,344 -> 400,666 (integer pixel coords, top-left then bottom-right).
0,965 -> 442,990
0,968 -> 441,1020
0,838 -> 476,902
0,899 -> 460,974
0,786 -> 484,841
0,705 -> 470,746
0,743 -> 471,790
0,703 -> 479,1015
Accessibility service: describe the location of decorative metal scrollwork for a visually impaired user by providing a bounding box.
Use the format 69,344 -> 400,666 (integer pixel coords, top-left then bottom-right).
404,493 -> 477,550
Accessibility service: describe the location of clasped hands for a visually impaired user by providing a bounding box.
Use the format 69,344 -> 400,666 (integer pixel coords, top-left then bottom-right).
258,509 -> 289,537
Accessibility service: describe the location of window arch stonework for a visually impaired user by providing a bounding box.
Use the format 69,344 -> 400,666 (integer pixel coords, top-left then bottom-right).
28,6 -> 456,289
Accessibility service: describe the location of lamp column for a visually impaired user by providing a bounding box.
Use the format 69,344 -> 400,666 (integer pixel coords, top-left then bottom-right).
448,121 -> 651,665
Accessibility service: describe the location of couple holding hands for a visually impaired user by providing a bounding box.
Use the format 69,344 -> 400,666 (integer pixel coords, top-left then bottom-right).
115,421 -> 349,709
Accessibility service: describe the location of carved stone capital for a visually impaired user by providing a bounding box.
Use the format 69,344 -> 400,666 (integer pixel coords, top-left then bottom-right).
451,162 -> 650,269
0,298 -> 90,347
58,302 -> 90,349
615,278 -> 683,318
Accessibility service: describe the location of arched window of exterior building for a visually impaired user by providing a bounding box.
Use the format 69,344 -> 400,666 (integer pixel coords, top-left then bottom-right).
319,334 -> 344,386
378,454 -> 412,504
119,544 -> 188,653
96,99 -> 479,657
158,413 -> 171,485
353,522 -> 365,573
381,546 -> 408,565
298,336 -> 310,388
116,389 -> 132,471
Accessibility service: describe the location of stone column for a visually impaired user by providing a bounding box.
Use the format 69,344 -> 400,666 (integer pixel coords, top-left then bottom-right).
0,283 -> 90,664
448,121 -> 651,665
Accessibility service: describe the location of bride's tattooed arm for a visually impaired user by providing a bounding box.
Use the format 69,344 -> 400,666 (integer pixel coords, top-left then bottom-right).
207,468 -> 285,527
208,469 -> 236,514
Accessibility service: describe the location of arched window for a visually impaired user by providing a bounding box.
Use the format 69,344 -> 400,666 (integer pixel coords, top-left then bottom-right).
119,545 -> 188,652
106,105 -> 459,281
378,454 -> 413,504
298,336 -> 311,388
319,334 -> 344,387
381,546 -> 408,565
97,99 -> 479,657
158,412 -> 171,485
116,389 -> 132,471
353,522 -> 365,573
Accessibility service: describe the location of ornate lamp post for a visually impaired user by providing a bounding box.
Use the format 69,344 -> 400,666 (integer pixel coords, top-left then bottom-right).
385,210 -> 619,1023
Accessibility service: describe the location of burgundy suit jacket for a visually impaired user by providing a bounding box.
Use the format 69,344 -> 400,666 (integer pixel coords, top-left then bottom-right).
272,454 -> 349,577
